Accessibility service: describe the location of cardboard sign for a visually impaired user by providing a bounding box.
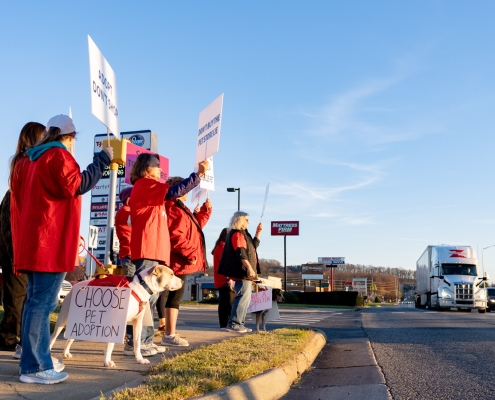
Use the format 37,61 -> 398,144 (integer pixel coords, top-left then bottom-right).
124,142 -> 170,185
195,94 -> 223,164
65,284 -> 131,343
247,290 -> 272,313
88,35 -> 120,138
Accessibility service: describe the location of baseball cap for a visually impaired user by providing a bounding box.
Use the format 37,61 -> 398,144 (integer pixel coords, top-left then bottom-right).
46,114 -> 76,135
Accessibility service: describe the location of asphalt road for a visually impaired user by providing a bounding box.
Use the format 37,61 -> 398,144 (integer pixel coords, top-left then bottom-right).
181,305 -> 495,399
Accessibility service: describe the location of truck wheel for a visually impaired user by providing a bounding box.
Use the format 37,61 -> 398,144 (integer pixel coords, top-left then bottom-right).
488,309 -> 492,312
426,295 -> 431,309
457,308 -> 462,312
479,309 -> 486,313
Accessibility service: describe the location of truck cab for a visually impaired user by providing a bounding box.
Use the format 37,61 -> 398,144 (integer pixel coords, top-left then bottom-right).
416,245 -> 488,312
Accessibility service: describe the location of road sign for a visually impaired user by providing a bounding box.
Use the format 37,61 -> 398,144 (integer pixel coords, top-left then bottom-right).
88,225 -> 98,249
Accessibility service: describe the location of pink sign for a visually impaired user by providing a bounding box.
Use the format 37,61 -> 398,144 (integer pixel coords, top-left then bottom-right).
247,290 -> 272,313
124,142 -> 170,185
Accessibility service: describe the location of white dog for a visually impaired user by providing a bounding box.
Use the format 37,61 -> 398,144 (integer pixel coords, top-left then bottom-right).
49,265 -> 183,368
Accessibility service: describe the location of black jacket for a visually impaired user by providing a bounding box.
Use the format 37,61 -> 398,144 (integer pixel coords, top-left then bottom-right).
217,229 -> 260,279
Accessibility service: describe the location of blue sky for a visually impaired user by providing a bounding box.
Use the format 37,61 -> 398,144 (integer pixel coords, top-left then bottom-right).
1,1 -> 495,278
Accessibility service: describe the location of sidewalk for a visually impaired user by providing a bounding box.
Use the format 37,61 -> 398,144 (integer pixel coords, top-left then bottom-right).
0,325 -> 237,400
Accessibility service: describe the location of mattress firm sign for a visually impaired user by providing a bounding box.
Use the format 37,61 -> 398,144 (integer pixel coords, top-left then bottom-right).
271,221 -> 299,236
90,130 -> 158,263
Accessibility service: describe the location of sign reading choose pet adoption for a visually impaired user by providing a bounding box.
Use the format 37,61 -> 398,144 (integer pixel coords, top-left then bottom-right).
88,35 -> 120,139
65,284 -> 131,343
271,221 -> 299,236
195,94 -> 223,165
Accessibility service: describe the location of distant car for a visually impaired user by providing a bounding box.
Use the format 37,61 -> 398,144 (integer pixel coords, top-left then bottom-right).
486,288 -> 495,312
58,280 -> 72,304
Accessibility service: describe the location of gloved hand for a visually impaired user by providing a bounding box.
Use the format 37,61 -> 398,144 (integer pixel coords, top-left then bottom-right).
102,146 -> 114,161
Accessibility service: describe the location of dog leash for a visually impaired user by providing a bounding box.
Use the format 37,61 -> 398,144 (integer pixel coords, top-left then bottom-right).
79,235 -> 110,274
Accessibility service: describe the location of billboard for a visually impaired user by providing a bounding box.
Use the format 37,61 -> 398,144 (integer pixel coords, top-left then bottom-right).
318,257 -> 345,265
301,264 -> 324,280
271,221 -> 299,236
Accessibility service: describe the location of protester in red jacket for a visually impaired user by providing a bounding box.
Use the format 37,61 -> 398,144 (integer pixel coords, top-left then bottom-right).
124,154 -> 209,356
212,228 -> 235,330
14,115 -> 113,385
115,187 -> 132,273
0,122 -> 44,356
158,177 -> 212,347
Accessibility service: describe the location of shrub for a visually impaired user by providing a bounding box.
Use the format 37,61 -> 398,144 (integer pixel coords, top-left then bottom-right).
375,296 -> 381,303
355,295 -> 364,306
282,291 -> 300,304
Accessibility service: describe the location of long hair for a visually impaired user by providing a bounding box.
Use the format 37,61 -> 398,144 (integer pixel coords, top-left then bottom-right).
36,127 -> 75,147
211,227 -> 229,255
166,176 -> 184,186
9,122 -> 45,188
130,153 -> 160,185
229,211 -> 249,230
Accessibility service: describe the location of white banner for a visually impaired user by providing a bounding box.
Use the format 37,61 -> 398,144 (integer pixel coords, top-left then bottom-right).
88,35 -> 120,139
195,94 -> 223,165
65,285 -> 130,343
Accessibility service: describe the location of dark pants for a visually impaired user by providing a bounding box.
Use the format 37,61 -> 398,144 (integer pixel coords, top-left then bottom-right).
218,285 -> 236,328
0,262 -> 27,348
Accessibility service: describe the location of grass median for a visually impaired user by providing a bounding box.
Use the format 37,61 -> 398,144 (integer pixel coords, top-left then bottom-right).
107,327 -> 314,400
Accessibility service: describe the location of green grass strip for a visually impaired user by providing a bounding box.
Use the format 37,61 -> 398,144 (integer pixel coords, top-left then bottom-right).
108,327 -> 313,400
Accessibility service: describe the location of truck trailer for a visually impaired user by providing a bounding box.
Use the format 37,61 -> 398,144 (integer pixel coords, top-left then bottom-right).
415,245 -> 488,312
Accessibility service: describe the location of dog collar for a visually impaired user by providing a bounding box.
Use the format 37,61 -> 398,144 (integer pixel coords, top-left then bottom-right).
137,272 -> 154,295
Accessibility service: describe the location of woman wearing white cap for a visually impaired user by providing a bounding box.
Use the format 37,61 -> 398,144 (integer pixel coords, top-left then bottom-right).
13,115 -> 113,384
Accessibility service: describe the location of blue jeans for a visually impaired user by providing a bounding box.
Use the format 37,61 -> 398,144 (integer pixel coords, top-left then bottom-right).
126,259 -> 159,345
20,271 -> 66,374
229,280 -> 252,327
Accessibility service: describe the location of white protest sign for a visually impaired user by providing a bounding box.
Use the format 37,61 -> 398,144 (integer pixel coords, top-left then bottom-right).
195,94 -> 223,165
190,185 -> 208,204
65,284 -> 130,343
88,35 -> 120,139
247,290 -> 272,313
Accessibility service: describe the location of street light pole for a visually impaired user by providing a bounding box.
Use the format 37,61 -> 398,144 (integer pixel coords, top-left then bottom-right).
226,187 -> 241,211
482,245 -> 495,279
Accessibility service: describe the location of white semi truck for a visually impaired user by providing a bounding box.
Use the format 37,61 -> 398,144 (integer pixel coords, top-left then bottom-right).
415,245 -> 488,312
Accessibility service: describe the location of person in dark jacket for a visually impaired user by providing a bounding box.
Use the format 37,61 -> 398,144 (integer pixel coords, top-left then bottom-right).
159,177 -> 212,347
218,211 -> 262,333
0,122 -> 45,356
212,228 -> 235,330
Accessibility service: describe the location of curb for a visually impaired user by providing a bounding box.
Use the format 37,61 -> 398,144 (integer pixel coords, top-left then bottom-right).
192,329 -> 327,400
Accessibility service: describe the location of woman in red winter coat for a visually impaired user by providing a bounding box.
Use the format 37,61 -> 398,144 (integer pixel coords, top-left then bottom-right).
159,176 -> 211,347
212,228 -> 235,330
14,115 -> 113,385
124,155 -> 208,355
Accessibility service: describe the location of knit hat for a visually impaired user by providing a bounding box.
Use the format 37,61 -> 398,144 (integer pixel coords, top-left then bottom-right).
119,187 -> 132,204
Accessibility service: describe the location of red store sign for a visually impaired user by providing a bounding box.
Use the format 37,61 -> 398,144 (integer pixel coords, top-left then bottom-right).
271,221 -> 299,236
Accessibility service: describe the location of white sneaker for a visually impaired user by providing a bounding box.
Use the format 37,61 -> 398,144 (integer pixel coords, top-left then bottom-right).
225,325 -> 248,333
20,369 -> 68,384
13,344 -> 21,359
123,342 -> 157,356
160,334 -> 189,347
144,343 -> 166,353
